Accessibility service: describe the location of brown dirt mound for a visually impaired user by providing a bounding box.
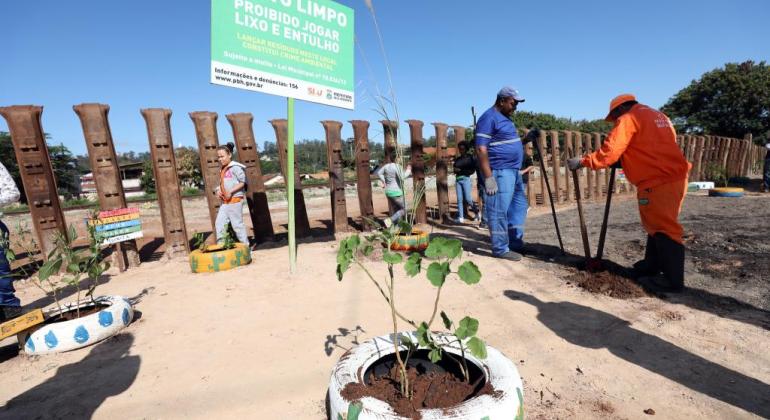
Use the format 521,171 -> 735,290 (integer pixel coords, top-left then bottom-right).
341,365 -> 496,419
566,270 -> 648,299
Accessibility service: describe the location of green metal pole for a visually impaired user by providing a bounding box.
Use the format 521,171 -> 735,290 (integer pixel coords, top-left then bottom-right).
287,97 -> 296,272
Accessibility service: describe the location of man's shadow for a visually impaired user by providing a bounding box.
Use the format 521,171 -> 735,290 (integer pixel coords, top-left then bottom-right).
2,333 -> 140,418
504,290 -> 770,418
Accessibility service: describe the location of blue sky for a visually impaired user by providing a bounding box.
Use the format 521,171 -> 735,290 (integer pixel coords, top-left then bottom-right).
2,0 -> 768,155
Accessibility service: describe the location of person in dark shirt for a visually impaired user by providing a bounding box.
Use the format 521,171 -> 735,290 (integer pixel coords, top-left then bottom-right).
452,141 -> 479,223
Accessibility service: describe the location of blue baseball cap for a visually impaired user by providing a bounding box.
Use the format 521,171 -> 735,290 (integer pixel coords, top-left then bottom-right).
497,86 -> 525,102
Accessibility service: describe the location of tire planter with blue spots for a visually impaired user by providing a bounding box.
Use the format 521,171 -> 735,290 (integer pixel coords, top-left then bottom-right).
19,295 -> 133,355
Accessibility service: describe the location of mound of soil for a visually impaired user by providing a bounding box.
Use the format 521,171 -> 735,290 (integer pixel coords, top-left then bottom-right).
566,270 -> 648,299
341,365 -> 495,419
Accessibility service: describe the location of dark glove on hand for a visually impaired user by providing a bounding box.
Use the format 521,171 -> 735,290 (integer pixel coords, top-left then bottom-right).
524,128 -> 541,144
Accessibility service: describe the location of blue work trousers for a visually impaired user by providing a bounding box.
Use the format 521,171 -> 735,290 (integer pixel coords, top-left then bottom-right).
455,177 -> 476,219
484,169 -> 528,256
0,220 -> 20,307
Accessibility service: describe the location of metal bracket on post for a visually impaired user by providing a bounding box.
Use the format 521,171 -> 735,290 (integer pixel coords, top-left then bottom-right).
269,119 -> 311,238
140,108 -> 189,259
0,105 -> 67,257
350,120 -> 374,231
74,103 -> 140,270
227,113 -> 274,243
406,120 -> 427,225
432,122 -> 450,223
321,120 -> 348,235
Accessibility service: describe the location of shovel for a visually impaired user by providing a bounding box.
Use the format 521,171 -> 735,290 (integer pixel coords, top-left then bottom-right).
595,166 -> 617,261
532,133 -> 565,255
571,168 -> 593,265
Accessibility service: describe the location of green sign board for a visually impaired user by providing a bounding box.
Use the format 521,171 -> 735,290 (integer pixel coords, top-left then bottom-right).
211,0 -> 354,109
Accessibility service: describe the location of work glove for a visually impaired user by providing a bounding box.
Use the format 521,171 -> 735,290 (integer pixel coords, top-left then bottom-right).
567,157 -> 583,171
523,128 -> 540,144
484,176 -> 498,196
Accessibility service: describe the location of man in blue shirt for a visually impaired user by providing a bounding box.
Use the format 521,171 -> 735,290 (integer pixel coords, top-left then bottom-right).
475,87 -> 538,260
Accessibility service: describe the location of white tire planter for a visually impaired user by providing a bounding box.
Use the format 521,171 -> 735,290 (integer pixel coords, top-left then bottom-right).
328,332 -> 524,420
20,295 -> 133,355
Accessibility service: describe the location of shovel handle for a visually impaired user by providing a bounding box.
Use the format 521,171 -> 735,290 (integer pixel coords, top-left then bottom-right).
596,167 -> 617,261
571,168 -> 592,261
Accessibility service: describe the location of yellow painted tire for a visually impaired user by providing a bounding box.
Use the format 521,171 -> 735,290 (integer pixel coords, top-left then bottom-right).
390,229 -> 430,252
708,187 -> 744,198
190,243 -> 252,273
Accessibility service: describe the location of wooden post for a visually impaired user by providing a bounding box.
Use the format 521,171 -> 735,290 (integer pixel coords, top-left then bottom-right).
0,106 -> 67,257
350,120 -> 374,231
269,119 -> 311,238
227,113 -> 274,243
534,130 -> 548,207
549,130 -> 562,203
693,136 -> 705,181
321,120 -> 348,234
140,108 -> 189,258
406,120 -> 427,224
74,103 -> 140,270
433,122 -> 450,223
189,111 -> 223,243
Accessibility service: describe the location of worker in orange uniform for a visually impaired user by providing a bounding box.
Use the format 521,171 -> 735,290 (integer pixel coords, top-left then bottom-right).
567,94 -> 691,292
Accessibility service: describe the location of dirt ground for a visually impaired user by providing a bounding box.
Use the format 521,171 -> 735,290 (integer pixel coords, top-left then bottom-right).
0,181 -> 768,419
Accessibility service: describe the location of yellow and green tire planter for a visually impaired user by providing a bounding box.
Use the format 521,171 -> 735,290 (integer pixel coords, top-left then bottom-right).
390,230 -> 430,252
708,187 -> 745,198
190,243 -> 252,273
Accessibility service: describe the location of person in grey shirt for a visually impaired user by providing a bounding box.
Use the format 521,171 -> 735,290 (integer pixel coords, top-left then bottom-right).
214,143 -> 249,245
375,150 -> 411,227
0,161 -> 22,321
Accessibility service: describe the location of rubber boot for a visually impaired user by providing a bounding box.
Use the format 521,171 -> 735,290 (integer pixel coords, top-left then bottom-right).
633,235 -> 660,276
653,232 -> 685,292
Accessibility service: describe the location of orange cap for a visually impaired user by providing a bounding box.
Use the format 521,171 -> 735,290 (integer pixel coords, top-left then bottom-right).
605,94 -> 637,121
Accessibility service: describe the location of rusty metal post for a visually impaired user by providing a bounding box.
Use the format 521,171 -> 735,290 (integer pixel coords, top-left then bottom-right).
140,108 -> 189,258
189,111 -> 222,243
321,120 -> 348,234
433,122 -> 450,223
563,131 -> 573,202
549,130 -> 562,203
269,119 -> 311,238
380,120 -> 398,163
74,103 -> 140,270
350,120 -> 374,231
406,120 -> 427,224
227,113 -> 274,243
592,133 -> 603,201
0,106 -> 67,257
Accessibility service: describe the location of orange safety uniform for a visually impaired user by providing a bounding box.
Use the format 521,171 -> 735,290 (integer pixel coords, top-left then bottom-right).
581,104 -> 691,243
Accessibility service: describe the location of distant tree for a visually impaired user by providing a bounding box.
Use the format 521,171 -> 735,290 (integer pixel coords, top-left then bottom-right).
75,154 -> 91,174
511,111 -> 574,132
573,119 -> 614,134
174,146 -> 202,187
48,143 -> 81,199
661,61 -> 770,144
140,160 -> 155,194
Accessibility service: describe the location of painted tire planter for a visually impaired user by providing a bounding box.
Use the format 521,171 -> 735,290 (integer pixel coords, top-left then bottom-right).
390,230 -> 430,252
20,295 -> 133,355
328,332 -> 524,420
708,187 -> 745,198
190,243 -> 251,273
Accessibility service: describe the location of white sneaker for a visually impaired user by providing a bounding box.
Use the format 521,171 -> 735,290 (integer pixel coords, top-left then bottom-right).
383,218 -> 393,228
453,217 -> 465,224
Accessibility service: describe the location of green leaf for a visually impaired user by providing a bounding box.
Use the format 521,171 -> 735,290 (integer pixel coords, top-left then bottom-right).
360,244 -> 374,257
428,348 -> 442,363
440,311 -> 453,330
383,251 -> 403,265
336,260 -> 350,281
424,237 -> 446,259
416,322 -> 431,347
455,316 -> 479,340
426,262 -> 450,287
38,258 -> 62,281
467,337 -> 488,359
399,333 -> 416,350
67,263 -> 80,274
68,224 -> 78,242
442,238 -> 463,259
346,401 -> 363,420
457,261 -> 482,285
404,253 -> 421,277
